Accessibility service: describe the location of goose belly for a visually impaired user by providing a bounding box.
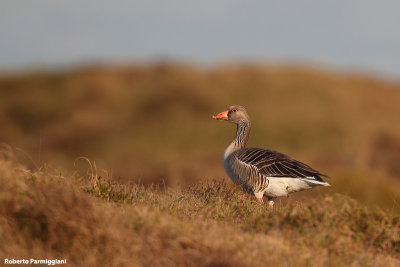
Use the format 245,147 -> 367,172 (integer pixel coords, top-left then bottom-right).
265,178 -> 312,197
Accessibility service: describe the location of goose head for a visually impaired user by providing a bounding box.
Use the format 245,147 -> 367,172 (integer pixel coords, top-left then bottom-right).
212,105 -> 250,124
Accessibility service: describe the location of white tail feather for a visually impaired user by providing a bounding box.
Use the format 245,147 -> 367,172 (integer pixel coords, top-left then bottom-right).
300,178 -> 330,187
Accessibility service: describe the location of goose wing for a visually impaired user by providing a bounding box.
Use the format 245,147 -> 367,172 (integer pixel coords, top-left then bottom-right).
234,147 -> 328,181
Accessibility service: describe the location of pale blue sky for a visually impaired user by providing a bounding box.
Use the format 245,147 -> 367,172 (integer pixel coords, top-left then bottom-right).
1,0 -> 399,77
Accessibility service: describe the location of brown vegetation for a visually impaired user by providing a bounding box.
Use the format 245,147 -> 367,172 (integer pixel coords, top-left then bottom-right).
370,133 -> 400,180
1,155 -> 399,266
1,64 -> 400,265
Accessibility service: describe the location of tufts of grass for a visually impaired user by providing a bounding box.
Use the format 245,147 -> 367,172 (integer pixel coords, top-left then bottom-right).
83,173 -> 400,264
1,157 -> 400,266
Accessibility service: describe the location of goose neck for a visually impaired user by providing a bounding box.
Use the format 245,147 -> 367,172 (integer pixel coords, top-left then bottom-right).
223,120 -> 251,159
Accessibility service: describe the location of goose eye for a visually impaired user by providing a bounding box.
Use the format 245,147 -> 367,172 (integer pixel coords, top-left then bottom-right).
232,109 -> 237,112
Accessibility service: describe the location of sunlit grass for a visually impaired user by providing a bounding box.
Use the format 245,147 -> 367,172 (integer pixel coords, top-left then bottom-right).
1,64 -> 400,265
1,158 -> 399,266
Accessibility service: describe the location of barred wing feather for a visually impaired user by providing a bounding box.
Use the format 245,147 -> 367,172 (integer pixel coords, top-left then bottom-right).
234,148 -> 328,182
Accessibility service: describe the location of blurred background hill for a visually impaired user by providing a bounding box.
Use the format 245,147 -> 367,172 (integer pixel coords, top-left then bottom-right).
1,64 -> 400,211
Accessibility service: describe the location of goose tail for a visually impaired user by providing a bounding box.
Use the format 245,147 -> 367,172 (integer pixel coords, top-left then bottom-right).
301,178 -> 331,187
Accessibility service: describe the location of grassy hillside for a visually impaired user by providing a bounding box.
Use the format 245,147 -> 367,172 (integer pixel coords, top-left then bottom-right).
1,155 -> 399,266
1,64 -> 400,265
1,64 -> 400,208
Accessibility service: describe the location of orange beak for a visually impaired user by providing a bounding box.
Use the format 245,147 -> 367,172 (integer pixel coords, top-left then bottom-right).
212,110 -> 229,120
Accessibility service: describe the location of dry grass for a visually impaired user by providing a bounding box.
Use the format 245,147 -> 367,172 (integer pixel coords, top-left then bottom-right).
1,154 -> 399,266
2,64 -> 400,210
1,64 -> 400,266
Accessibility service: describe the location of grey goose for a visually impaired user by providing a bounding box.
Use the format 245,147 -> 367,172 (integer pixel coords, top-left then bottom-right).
213,105 -> 330,208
